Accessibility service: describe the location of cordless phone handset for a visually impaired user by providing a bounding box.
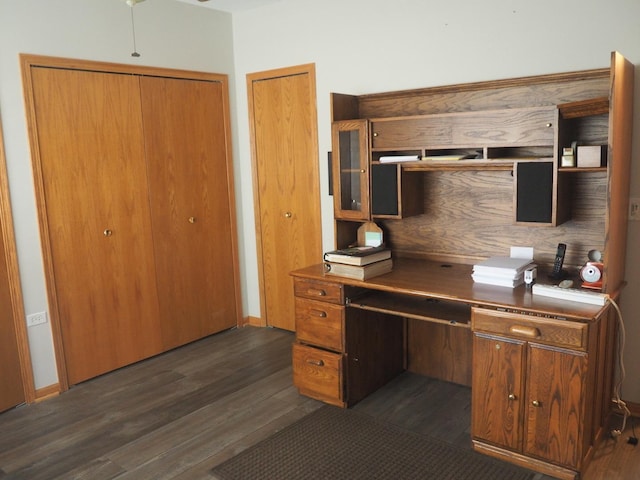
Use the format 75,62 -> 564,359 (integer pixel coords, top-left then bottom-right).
549,243 -> 567,280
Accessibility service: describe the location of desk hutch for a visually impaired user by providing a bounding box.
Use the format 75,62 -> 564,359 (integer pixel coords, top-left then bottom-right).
291,52 -> 633,479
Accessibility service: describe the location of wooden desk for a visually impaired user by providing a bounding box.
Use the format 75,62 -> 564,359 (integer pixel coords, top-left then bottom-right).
291,259 -> 613,480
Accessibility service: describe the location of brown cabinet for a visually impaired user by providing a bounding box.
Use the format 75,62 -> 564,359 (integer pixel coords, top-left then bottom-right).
310,51 -> 633,480
471,307 -> 592,474
331,119 -> 423,223
371,107 -> 557,151
292,277 -> 403,407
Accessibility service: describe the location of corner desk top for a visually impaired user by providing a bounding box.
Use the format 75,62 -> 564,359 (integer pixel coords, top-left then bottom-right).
291,258 -> 607,322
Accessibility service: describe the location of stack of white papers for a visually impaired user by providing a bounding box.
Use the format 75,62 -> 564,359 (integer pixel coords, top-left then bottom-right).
472,256 -> 536,288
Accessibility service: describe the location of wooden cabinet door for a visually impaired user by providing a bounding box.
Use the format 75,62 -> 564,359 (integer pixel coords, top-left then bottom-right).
140,76 -> 239,349
525,344 -> 586,468
472,333 -> 525,451
30,67 -> 162,385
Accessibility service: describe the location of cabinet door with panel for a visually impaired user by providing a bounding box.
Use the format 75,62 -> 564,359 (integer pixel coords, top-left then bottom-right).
525,344 -> 587,468
332,120 -> 370,220
471,307 -> 590,472
472,333 -> 525,451
140,76 -> 239,350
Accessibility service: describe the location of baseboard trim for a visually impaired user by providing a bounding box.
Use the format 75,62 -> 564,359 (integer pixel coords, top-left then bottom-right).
34,383 -> 60,402
243,315 -> 266,327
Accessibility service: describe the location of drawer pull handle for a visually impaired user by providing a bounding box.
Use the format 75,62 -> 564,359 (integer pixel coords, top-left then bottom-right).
508,393 -> 516,401
307,288 -> 326,297
532,400 -> 541,407
509,325 -> 541,338
310,309 -> 327,318
307,359 -> 324,367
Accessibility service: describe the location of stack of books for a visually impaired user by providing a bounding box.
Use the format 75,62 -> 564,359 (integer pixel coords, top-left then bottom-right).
472,256 -> 535,288
323,246 -> 392,280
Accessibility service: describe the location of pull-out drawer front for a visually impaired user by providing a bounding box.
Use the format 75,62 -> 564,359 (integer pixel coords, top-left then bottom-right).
472,307 -> 588,350
371,107 -> 557,150
292,343 -> 343,405
295,297 -> 344,351
294,278 -> 344,305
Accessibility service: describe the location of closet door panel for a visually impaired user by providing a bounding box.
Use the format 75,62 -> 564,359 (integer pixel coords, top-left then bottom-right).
31,68 -> 162,385
140,76 -> 238,349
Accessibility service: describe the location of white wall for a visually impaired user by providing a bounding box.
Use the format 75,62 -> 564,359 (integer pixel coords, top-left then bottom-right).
230,0 -> 640,403
0,0 -> 235,389
2,0 -> 640,405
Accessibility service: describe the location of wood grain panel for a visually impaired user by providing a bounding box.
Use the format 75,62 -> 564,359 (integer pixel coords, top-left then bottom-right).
0,218 -> 24,411
248,66 -> 322,331
292,343 -> 343,406
525,344 -> 587,468
358,72 -> 610,118
407,319 -> 472,386
140,76 -> 238,349
471,333 -> 525,451
295,297 -> 344,351
381,169 -> 606,268
472,308 -> 589,350
0,117 -> 31,408
371,107 -> 556,150
30,67 -> 162,385
604,52 -> 635,292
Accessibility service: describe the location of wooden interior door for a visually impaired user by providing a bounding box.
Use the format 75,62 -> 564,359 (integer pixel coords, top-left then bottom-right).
0,222 -> 25,412
140,76 -> 239,349
0,118 -> 31,411
29,67 -> 162,385
248,65 -> 322,331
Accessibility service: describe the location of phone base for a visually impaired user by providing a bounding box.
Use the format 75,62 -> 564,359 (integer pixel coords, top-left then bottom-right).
547,269 -> 569,281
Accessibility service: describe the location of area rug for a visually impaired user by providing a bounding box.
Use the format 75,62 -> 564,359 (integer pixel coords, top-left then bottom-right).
211,405 -> 536,480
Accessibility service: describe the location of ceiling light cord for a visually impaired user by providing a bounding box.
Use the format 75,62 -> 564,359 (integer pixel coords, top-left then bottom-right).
130,6 -> 140,57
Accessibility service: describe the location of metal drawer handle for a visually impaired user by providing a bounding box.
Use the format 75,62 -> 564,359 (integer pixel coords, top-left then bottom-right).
310,309 -> 327,318
307,288 -> 326,297
509,325 -> 541,338
532,400 -> 541,407
307,359 -> 324,367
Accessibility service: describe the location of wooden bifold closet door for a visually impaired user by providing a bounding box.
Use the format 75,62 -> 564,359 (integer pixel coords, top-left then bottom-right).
31,67 -> 163,385
140,76 -> 238,350
26,61 -> 239,387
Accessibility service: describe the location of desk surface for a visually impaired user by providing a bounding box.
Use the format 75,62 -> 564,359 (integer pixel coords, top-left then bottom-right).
291,258 -> 606,321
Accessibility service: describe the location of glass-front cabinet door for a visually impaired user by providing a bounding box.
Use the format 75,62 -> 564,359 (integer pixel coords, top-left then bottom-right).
331,119 -> 370,220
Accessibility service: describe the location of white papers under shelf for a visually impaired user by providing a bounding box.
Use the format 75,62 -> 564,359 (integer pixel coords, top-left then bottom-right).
378,155 -> 421,163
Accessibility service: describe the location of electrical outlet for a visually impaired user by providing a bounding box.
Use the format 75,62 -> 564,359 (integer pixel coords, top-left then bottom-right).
27,311 -> 48,327
630,198 -> 640,221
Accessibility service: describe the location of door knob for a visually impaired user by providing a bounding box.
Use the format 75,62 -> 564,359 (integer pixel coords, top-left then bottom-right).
103,229 -> 113,237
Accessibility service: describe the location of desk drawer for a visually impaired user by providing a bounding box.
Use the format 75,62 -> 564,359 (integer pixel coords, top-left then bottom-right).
294,278 -> 344,305
295,297 -> 344,351
292,343 -> 343,406
472,307 -> 588,350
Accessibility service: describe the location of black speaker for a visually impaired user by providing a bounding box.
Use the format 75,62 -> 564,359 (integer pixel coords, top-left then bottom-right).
515,161 -> 553,223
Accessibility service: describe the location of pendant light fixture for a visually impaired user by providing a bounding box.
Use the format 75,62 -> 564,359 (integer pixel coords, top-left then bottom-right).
124,0 -> 146,57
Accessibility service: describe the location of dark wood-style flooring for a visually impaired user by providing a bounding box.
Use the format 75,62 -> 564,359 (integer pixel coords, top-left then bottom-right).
0,327 -> 637,479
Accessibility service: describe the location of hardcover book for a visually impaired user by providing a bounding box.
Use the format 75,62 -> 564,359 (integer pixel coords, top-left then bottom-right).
324,258 -> 393,280
323,246 -> 391,266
